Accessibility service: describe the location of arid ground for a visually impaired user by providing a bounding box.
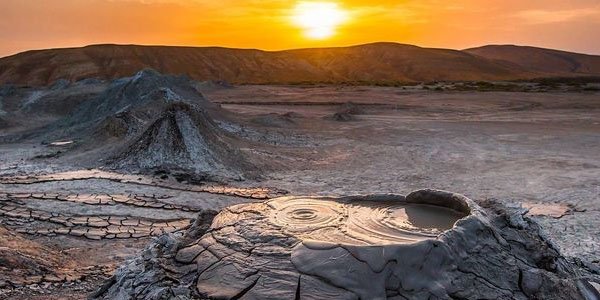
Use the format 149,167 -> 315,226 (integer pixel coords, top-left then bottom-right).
1,84 -> 599,298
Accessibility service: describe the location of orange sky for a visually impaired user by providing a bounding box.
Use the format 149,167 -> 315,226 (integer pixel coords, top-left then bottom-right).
1,0 -> 599,57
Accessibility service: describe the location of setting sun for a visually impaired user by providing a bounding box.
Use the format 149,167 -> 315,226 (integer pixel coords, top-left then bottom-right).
291,1 -> 348,39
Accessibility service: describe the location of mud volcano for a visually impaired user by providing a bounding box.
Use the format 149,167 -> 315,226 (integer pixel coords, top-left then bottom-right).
38,69 -> 258,180
94,190 -> 599,300
112,102 -> 254,181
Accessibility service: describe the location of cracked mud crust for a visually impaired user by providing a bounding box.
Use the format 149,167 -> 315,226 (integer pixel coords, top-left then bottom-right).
92,189 -> 600,300
0,169 -> 287,199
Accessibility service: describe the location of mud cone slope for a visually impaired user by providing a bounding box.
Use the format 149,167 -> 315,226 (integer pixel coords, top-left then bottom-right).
58,69 -> 221,137
112,102 -> 253,181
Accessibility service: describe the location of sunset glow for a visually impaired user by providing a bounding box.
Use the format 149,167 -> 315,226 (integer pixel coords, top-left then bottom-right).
291,2 -> 348,39
1,0 -> 599,57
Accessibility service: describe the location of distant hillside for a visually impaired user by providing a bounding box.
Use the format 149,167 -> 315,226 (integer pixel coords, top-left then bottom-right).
465,45 -> 600,76
0,43 -> 599,86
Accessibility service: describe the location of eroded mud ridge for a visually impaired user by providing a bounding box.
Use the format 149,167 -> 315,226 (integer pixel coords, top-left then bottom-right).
0,169 -> 287,199
94,189 -> 599,300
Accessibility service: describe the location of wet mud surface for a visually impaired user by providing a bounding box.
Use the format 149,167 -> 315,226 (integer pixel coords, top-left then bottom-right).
266,196 -> 467,245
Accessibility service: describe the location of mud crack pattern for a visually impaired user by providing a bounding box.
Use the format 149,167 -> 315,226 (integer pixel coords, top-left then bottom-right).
0,193 -> 193,240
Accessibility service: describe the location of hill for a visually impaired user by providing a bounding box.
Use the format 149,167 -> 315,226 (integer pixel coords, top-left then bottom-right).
0,43 -> 599,86
465,45 -> 600,76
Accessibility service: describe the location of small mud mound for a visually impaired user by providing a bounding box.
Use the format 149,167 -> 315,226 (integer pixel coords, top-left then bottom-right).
324,102 -> 363,121
112,102 -> 254,181
195,80 -> 234,92
251,113 -> 296,128
282,111 -> 303,118
0,85 -> 16,97
95,111 -> 143,138
93,189 -> 599,300
49,79 -> 70,90
0,117 -> 10,129
338,101 -> 364,115
324,112 -> 356,122
61,69 -> 219,133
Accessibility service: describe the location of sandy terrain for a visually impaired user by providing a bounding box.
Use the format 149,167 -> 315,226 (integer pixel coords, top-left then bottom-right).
1,85 -> 599,298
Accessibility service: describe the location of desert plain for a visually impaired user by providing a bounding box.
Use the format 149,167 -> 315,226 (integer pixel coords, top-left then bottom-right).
0,78 -> 599,298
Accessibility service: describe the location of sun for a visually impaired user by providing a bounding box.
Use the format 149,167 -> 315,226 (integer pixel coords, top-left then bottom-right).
291,1 -> 348,40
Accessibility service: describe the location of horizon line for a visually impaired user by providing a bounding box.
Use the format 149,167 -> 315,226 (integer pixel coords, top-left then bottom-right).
2,41 -> 599,60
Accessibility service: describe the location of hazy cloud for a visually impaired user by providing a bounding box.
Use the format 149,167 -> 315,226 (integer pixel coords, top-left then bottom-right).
515,7 -> 600,24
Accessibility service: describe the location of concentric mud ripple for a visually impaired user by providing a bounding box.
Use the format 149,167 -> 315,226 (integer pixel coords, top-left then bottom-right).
344,202 -> 467,245
268,198 -> 346,233
267,197 -> 467,245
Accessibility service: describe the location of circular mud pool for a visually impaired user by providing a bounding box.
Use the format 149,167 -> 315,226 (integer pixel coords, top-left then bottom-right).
268,197 -> 468,245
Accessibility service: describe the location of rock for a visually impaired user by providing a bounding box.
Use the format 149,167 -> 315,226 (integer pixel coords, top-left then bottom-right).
523,202 -> 571,218
92,189 -> 600,299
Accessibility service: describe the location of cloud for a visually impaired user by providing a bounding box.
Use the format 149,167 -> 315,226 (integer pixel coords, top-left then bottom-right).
514,7 -> 600,25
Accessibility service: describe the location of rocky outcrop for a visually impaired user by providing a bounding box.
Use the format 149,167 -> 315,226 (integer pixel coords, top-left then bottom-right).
92,189 -> 600,299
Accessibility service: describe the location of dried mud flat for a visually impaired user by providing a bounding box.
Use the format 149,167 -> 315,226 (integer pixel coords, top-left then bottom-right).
1,83 -> 599,298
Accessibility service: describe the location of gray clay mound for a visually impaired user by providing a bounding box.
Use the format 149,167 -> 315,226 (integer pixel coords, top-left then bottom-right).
195,80 -> 234,92
325,112 -> 356,122
95,111 -> 144,139
282,111 -> 303,118
111,102 -> 255,181
58,69 -> 220,138
324,102 -> 364,122
338,102 -> 365,115
251,113 -> 296,128
93,189 -> 600,300
0,117 -> 9,129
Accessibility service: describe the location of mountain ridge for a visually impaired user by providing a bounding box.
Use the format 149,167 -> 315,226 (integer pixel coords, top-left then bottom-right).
1,43 -> 599,86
